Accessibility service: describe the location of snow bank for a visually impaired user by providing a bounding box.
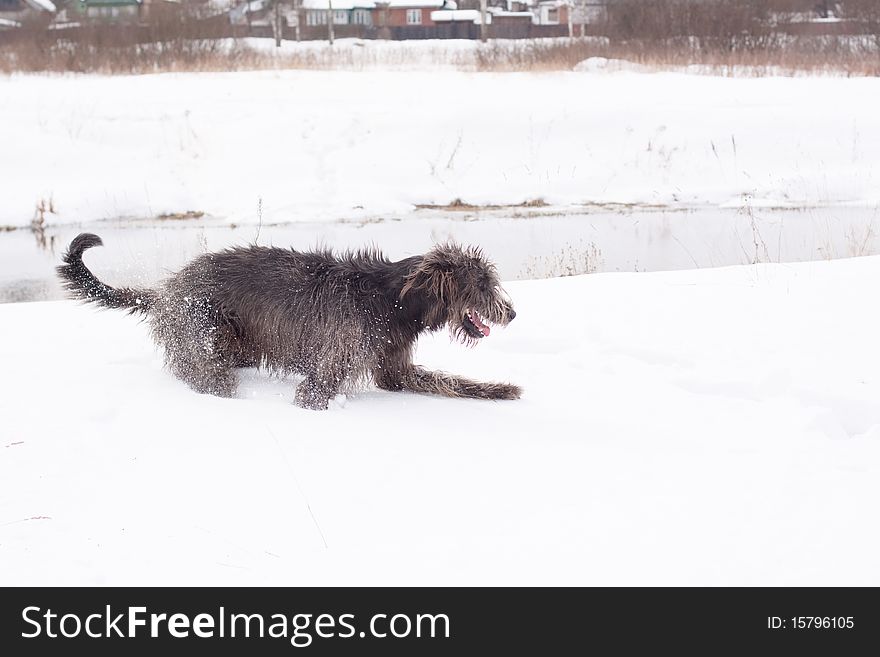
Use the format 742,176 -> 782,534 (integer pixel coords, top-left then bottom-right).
1,69 -> 879,227
3,256 -> 880,585
573,56 -> 655,73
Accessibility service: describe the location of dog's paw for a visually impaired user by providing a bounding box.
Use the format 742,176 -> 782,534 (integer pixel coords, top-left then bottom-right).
491,383 -> 522,400
293,388 -> 330,411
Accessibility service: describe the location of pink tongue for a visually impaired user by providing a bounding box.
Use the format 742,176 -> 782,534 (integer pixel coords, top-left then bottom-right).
471,313 -> 491,336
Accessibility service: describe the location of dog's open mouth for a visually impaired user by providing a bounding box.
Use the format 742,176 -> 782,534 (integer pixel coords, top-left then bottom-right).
463,310 -> 491,338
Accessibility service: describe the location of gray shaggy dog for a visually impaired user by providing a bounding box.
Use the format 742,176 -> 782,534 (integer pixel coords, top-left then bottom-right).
57,233 -> 520,410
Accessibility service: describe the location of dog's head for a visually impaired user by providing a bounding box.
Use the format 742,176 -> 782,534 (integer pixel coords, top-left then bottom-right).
401,243 -> 516,344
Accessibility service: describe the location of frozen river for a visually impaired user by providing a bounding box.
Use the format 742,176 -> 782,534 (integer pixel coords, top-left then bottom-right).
2,204 -> 879,303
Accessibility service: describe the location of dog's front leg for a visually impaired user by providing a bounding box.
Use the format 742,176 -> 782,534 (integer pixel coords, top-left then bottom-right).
400,366 -> 521,401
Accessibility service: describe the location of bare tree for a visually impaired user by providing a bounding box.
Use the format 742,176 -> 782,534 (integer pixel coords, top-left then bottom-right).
843,0 -> 880,52
567,0 -> 573,37
480,0 -> 487,42
328,0 -> 335,45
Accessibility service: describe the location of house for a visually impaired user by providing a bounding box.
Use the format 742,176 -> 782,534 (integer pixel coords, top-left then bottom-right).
534,0 -> 567,26
295,0 -> 455,29
228,0 -> 271,26
72,0 -> 142,21
0,0 -> 56,23
569,0 -> 607,30
488,7 -> 534,28
373,0 -> 451,28
430,8 -> 486,25
300,0 -> 375,27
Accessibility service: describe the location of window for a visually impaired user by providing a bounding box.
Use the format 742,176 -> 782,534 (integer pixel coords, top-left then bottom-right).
306,10 -> 327,25
406,8 -> 421,25
333,9 -> 347,24
547,8 -> 558,24
353,9 -> 371,25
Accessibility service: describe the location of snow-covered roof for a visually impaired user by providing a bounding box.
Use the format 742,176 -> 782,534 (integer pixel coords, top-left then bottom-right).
229,0 -> 269,23
492,10 -> 533,17
431,9 -> 488,23
384,0 -> 447,8
24,0 -> 57,12
301,0 -> 376,9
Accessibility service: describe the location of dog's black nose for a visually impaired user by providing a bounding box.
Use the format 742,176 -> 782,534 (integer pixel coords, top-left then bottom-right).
508,309 -> 516,321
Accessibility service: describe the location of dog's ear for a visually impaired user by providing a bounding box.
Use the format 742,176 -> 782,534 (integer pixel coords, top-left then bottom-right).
400,244 -> 463,300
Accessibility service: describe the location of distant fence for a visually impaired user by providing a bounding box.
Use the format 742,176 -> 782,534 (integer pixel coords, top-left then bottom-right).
4,16 -> 872,48
281,22 -> 569,41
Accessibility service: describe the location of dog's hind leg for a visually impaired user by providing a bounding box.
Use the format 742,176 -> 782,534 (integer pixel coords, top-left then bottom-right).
152,301 -> 238,398
166,343 -> 237,398
294,375 -> 340,410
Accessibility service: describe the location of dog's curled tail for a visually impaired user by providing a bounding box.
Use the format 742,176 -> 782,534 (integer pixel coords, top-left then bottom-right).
57,233 -> 154,313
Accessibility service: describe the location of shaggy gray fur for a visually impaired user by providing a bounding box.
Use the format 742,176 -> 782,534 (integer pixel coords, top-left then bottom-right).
58,234 -> 521,410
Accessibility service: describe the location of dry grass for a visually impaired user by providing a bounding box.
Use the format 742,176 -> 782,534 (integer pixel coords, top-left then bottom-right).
415,198 -> 549,211
4,33 -> 877,76
605,38 -> 880,77
1,0 -> 879,76
0,24 -> 262,74
521,241 -> 604,278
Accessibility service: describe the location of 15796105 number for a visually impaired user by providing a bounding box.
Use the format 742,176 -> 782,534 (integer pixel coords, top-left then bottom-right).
790,617 -> 853,629
767,617 -> 854,630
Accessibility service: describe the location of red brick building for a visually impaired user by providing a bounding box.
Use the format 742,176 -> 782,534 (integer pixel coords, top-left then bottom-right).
373,0 -> 449,28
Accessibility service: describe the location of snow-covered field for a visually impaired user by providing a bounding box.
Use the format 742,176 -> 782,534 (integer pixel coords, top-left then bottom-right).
2,66 -> 880,227
3,59 -> 880,586
3,256 -> 880,586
